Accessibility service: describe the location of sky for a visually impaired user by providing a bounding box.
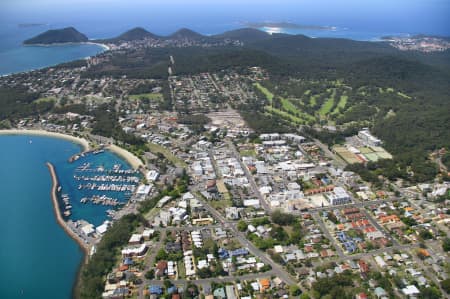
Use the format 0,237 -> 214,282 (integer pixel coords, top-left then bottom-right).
1,0 -> 449,36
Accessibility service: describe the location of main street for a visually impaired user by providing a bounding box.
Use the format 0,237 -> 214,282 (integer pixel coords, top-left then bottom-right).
226,139 -> 272,212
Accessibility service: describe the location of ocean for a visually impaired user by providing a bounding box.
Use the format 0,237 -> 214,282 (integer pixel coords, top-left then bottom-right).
1,0 -> 449,76
0,135 -> 135,298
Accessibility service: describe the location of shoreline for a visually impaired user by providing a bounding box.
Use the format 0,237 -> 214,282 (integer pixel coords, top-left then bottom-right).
23,41 -> 110,51
106,144 -> 144,170
0,128 -> 144,172
1,41 -> 108,77
46,162 -> 90,299
0,129 -> 90,151
46,162 -> 90,254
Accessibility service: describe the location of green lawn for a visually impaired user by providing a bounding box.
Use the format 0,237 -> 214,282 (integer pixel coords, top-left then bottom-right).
129,93 -> 163,101
280,98 -> 298,114
397,92 -> 411,99
265,106 -> 308,124
147,142 -> 187,168
254,83 -> 274,102
309,94 -> 318,107
35,96 -> 56,103
240,149 -> 257,157
177,261 -> 186,279
332,95 -> 348,115
210,198 -> 232,211
318,97 -> 335,116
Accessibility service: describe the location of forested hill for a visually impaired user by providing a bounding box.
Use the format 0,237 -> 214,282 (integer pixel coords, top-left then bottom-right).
24,27 -> 88,45
98,27 -> 161,43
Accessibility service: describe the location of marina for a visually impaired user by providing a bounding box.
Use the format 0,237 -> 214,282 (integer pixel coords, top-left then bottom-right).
58,159 -> 140,220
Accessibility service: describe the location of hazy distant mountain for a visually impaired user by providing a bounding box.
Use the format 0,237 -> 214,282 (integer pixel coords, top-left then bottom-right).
213,28 -> 271,43
24,27 -> 88,45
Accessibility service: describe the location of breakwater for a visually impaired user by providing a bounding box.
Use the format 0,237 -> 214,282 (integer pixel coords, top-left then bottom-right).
46,162 -> 89,255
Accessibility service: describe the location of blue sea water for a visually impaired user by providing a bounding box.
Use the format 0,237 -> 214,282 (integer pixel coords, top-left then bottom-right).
0,24 -> 105,76
0,135 -> 135,298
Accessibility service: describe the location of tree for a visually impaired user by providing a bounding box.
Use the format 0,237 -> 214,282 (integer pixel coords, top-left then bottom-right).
442,279 -> 450,294
419,230 -> 433,240
145,269 -> 155,279
237,220 -> 248,232
419,286 -> 441,299
442,237 -> 450,252
271,210 -> 297,226
155,249 -> 168,262
290,285 -> 302,296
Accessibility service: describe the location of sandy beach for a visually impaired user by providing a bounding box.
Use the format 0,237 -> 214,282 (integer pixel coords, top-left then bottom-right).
106,144 -> 144,170
0,129 -> 144,171
0,129 -> 90,151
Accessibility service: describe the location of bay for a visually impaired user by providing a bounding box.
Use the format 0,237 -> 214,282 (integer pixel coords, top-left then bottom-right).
0,134 -> 136,298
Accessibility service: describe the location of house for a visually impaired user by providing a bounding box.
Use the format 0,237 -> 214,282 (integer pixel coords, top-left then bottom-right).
225,207 -> 240,220
128,234 -> 143,245
374,287 -> 387,298
355,292 -> 368,299
374,256 -> 387,268
402,285 -> 420,296
121,244 -> 147,257
225,285 -> 237,299
358,260 -> 369,274
213,287 -> 226,299
155,261 -> 168,277
149,285 -> 163,295
146,170 -> 159,182
142,229 -> 154,240
259,278 -> 271,292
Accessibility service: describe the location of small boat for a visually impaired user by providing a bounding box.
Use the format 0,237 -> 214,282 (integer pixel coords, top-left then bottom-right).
63,210 -> 71,217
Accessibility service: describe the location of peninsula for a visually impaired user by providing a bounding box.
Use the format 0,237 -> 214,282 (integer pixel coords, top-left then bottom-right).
24,27 -> 88,45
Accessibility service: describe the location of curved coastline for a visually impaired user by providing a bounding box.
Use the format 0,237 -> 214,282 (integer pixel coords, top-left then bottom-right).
0,128 -> 144,174
0,129 -> 90,151
0,129 -> 144,297
24,41 -> 110,51
106,144 -> 144,170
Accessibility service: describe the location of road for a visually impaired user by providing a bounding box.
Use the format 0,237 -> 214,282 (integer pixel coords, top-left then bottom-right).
311,212 -> 345,258
360,208 -> 400,247
291,197 -> 396,214
138,231 -> 166,299
313,138 -> 347,168
226,139 -> 271,212
193,193 -> 299,287
145,270 -> 277,286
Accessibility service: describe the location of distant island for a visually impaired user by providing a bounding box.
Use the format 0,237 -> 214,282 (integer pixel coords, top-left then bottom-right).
242,21 -> 336,31
24,27 -> 88,45
18,23 -> 46,28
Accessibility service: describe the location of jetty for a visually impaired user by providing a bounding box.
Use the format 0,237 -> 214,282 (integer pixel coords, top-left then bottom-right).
46,162 -> 90,255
